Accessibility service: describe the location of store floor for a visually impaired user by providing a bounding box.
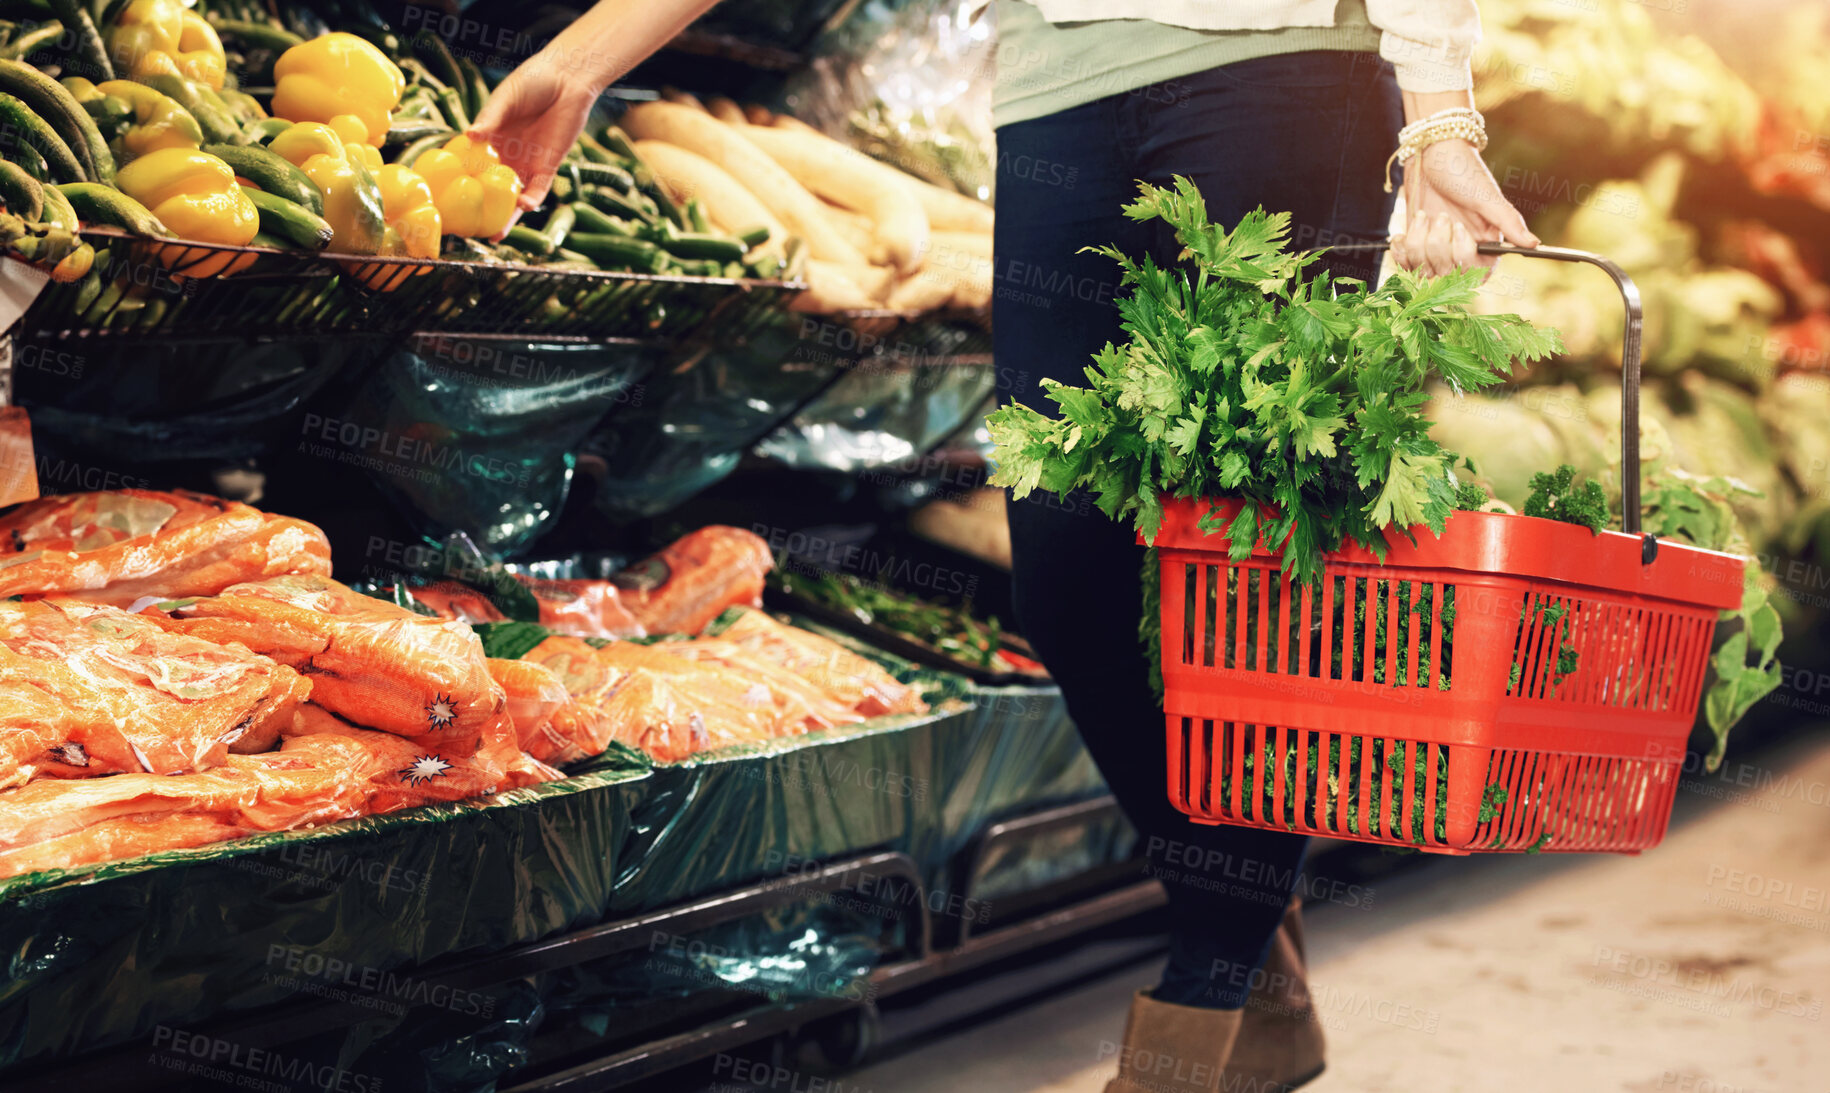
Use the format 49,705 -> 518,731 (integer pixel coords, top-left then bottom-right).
832,731 -> 1830,1093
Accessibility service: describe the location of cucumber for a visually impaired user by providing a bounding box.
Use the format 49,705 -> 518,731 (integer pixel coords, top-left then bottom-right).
571,160 -> 634,193
501,223 -> 553,256
0,55 -> 110,181
209,19 -> 303,52
240,116 -> 291,145
35,175 -> 74,227
239,185 -> 332,249
141,74 -> 238,144
45,0 -> 108,81
568,202 -> 628,236
70,264 -> 101,312
0,156 -> 41,218
57,181 -> 165,234
684,197 -> 709,234
0,91 -> 84,181
574,132 -> 619,166
565,232 -> 667,273
396,130 -> 454,168
433,86 -> 469,131
456,55 -> 487,120
206,142 -> 320,214
737,224 -> 771,248
580,184 -> 655,223
658,231 -> 744,262
9,138 -> 48,179
250,229 -> 288,248
409,29 -> 463,93
397,57 -> 445,93
540,203 -> 575,250
385,120 -> 449,147
1,19 -> 61,61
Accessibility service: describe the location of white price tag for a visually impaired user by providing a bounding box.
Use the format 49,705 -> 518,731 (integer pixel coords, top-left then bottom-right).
0,254 -> 52,333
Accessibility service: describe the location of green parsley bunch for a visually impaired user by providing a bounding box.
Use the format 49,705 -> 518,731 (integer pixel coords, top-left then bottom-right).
989,176 -> 1563,585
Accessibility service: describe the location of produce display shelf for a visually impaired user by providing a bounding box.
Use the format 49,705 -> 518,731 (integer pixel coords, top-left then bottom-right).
6,229 -> 805,345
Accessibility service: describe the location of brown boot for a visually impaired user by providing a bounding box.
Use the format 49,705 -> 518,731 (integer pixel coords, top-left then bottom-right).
1219,900 -> 1326,1092
1103,990 -> 1243,1093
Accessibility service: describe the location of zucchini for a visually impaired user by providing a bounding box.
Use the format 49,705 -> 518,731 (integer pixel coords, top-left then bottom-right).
684,197 -> 709,234
397,57 -> 446,93
384,120 -> 449,147
0,19 -> 60,60
456,55 -> 487,120
35,175 -> 74,227
565,232 -> 667,273
0,90 -> 83,181
568,201 -> 629,235
70,263 -> 101,312
540,203 -> 575,250
580,184 -> 655,222
433,85 -> 469,131
409,29 -> 463,93
57,181 -> 165,234
659,230 -> 744,262
240,116 -> 291,145
570,160 -> 634,193
239,185 -> 332,249
206,142 -> 321,214
0,59 -> 107,180
249,229 -> 288,248
8,138 -> 48,179
209,19 -> 303,52
575,132 -> 619,165
45,0 -> 108,81
0,156 -> 41,219
396,130 -> 454,168
737,224 -> 771,248
501,223 -> 553,256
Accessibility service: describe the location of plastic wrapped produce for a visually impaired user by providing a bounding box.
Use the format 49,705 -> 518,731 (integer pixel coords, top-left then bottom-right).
614,526 -> 773,637
520,635 -> 620,764
0,490 -> 331,605
154,575 -> 503,749
718,607 -> 927,718
283,704 -> 559,815
0,599 -> 311,789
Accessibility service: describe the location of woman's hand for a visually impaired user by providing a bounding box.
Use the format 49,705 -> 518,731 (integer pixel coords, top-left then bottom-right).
470,58 -> 599,215
1389,90 -> 1539,279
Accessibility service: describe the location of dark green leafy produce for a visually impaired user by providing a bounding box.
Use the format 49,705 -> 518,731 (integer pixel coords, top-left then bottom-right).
1522,464 -> 1609,532
988,176 -> 1563,587
774,569 -> 1018,671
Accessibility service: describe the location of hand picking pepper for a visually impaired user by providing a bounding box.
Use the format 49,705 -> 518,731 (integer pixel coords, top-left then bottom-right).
106,0 -> 228,89
269,123 -> 386,255
114,147 -> 258,276
270,32 -> 403,147
412,134 -> 522,238
96,79 -> 202,158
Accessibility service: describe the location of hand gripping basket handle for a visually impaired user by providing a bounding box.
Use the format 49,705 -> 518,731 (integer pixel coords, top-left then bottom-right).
1324,241 -> 1644,536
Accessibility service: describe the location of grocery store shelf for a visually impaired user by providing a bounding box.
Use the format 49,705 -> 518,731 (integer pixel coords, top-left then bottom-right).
5,230 -> 804,345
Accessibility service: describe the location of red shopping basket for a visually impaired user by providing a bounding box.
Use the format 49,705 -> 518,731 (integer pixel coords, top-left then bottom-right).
1145,244 -> 1747,855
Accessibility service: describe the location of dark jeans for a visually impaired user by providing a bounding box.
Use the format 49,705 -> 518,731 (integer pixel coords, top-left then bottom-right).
994,50 -> 1402,1010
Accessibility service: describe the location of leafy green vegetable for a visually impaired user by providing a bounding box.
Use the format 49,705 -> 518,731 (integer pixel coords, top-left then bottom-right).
1523,464 -> 1609,532
988,176 -> 1562,586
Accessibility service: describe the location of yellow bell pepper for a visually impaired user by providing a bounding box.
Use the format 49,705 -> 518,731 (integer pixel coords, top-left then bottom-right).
97,79 -> 202,158
115,148 -> 259,277
375,164 -> 440,259
413,134 -> 523,238
271,33 -> 403,147
268,121 -> 387,255
106,0 -> 227,89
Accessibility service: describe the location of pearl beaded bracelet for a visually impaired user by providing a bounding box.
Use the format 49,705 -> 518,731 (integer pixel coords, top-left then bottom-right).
1383,107 -> 1489,193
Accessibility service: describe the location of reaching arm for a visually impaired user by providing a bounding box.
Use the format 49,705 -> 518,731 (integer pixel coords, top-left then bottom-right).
470,0 -> 722,214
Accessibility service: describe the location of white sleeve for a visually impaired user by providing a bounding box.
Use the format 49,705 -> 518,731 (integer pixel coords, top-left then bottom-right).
1364,0 -> 1481,93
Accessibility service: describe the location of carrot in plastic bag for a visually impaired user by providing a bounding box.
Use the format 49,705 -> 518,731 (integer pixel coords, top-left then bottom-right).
613,526 -> 773,636
717,607 -> 926,717
669,636 -> 864,732
521,577 -> 647,639
154,575 -> 503,749
590,641 -> 788,760
0,599 -> 311,789
283,702 -> 558,815
0,490 -> 331,604
519,635 -> 619,763
403,582 -> 509,626
0,815 -> 251,880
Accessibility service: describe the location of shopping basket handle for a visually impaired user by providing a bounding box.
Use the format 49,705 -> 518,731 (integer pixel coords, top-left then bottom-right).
1322,241 -> 1643,536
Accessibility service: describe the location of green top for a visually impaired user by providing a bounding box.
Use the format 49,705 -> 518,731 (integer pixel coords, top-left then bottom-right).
993,0 -> 1383,129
